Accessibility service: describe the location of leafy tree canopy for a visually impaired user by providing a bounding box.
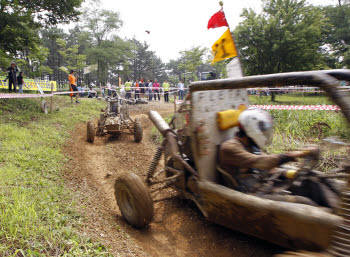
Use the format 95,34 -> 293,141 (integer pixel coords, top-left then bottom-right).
234,0 -> 328,75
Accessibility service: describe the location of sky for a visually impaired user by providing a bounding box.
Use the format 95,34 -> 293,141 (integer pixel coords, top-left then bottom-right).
88,0 -> 336,62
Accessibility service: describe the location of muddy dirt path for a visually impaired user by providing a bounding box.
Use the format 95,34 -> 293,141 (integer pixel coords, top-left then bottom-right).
64,102 -> 283,257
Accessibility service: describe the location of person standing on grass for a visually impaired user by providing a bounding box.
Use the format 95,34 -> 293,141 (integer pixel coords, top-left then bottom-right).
162,80 -> 170,102
68,70 -> 80,103
17,72 -> 24,93
177,80 -> 184,100
125,79 -> 132,99
134,80 -> 140,99
139,79 -> 144,98
144,79 -> 149,98
153,79 -> 160,101
148,80 -> 153,101
6,62 -> 18,93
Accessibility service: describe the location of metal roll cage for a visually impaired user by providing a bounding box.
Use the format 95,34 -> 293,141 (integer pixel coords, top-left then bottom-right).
190,69 -> 350,124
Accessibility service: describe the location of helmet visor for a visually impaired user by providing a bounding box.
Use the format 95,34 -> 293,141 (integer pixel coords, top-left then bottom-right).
258,120 -> 273,147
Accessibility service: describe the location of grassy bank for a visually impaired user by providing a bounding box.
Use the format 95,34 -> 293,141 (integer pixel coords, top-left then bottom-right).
249,95 -> 349,140
249,94 -> 333,105
0,97 -> 112,256
250,95 -> 349,171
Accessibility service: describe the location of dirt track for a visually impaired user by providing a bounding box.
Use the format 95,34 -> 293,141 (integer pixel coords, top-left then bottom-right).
64,102 -> 283,257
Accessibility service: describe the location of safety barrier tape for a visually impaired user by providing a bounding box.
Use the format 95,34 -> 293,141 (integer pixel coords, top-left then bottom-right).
247,87 -> 350,93
250,104 -> 341,111
0,93 -> 53,99
0,90 -> 96,99
0,91 -> 343,112
175,100 -> 184,105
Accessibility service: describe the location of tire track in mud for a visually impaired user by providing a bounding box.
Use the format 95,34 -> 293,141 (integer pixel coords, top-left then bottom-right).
64,102 -> 282,257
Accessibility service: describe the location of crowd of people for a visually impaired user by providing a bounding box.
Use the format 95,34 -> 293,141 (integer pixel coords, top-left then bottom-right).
2,62 -> 188,104
120,79 -> 186,102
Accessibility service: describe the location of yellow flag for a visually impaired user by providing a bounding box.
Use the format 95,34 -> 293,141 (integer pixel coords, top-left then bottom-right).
211,28 -> 237,64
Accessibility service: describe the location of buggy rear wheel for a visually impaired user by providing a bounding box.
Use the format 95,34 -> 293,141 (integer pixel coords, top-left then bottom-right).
87,121 -> 95,143
134,119 -> 143,143
114,173 -> 153,228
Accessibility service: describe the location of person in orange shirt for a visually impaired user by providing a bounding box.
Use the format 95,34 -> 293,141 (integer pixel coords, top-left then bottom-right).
134,80 -> 140,99
68,70 -> 79,103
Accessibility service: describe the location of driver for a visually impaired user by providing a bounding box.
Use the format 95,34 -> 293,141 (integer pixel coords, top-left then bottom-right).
219,109 -> 322,200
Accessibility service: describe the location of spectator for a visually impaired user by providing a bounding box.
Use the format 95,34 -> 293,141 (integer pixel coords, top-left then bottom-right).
162,80 -> 170,102
153,79 -> 160,101
68,70 -> 80,103
120,82 -> 126,98
6,62 -> 18,93
177,80 -> 185,100
148,80 -> 153,101
143,80 -> 149,98
17,72 -> 24,93
140,79 -> 145,97
105,83 -> 110,97
125,79 -> 132,99
134,80 -> 140,99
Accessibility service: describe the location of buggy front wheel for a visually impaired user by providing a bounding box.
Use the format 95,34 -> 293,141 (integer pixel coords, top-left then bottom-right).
87,121 -> 95,143
114,172 -> 153,228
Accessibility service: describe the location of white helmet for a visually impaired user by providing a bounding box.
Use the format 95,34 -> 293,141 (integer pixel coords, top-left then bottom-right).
238,109 -> 273,149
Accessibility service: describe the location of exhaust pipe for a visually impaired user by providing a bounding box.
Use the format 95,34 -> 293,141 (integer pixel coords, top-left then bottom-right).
148,110 -> 171,136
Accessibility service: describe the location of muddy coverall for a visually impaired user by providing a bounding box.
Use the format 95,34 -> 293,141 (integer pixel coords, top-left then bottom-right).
219,137 -> 341,207
219,137 -> 294,193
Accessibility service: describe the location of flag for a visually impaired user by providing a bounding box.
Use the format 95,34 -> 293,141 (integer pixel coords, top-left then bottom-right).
211,28 -> 238,64
207,10 -> 229,29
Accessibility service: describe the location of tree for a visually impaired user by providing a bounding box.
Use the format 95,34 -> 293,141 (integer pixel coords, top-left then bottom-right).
56,38 -> 86,76
167,59 -> 185,81
0,0 -> 83,57
127,39 -> 167,81
86,36 -> 132,85
177,47 -> 207,81
323,1 -> 350,68
41,27 -> 68,81
83,8 -> 123,85
16,45 -> 52,78
234,0 -> 328,76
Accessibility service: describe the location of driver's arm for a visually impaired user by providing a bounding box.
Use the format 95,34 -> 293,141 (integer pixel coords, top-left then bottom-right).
219,139 -> 296,171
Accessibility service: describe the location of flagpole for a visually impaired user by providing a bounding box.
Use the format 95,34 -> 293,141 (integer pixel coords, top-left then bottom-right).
219,1 -> 245,76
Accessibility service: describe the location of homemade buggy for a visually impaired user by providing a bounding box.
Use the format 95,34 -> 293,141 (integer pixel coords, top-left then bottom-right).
87,95 -> 143,143
114,70 -> 350,255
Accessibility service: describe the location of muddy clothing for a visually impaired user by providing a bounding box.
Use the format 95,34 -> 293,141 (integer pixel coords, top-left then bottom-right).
219,137 -> 341,208
219,137 -> 294,192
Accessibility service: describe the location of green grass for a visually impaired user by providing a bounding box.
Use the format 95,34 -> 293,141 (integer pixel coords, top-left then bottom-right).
249,94 -> 332,105
0,97 -> 112,256
249,94 -> 349,141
